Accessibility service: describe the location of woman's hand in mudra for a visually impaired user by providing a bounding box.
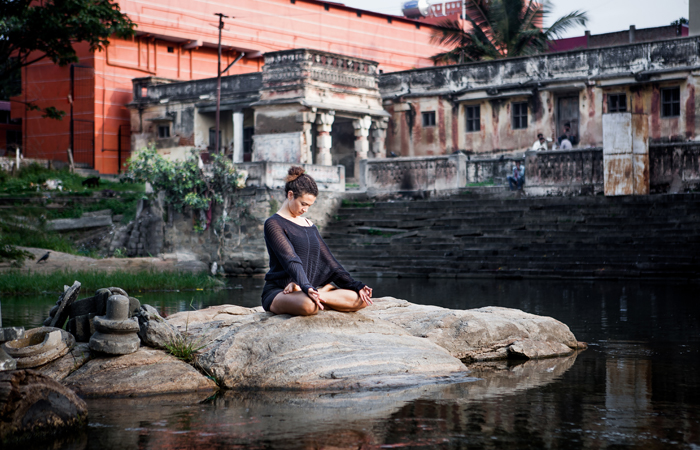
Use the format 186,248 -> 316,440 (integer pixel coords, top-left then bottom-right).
307,288 -> 325,310
359,286 -> 373,306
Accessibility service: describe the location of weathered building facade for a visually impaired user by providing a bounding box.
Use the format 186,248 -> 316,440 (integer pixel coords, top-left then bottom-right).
130,37 -> 700,187
381,36 -> 700,158
130,49 -> 389,180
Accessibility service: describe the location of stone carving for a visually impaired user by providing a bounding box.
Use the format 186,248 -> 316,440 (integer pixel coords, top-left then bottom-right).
65,287 -> 140,342
89,295 -> 141,355
43,281 -> 81,329
2,327 -> 75,369
137,304 -> 181,349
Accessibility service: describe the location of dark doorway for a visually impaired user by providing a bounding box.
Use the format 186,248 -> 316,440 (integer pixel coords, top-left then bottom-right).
556,95 -> 579,144
330,119 -> 355,179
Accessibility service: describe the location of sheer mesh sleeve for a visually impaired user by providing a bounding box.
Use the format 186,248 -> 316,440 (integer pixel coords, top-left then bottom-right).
316,229 -> 366,293
264,219 -> 314,294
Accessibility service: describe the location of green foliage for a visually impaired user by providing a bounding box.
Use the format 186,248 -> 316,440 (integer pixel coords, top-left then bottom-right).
1,0 -> 135,118
430,0 -> 588,64
112,247 -> 127,258
124,146 -> 247,258
165,334 -> 207,363
0,270 -> 224,295
0,244 -> 34,267
124,147 -> 209,213
0,216 -> 76,254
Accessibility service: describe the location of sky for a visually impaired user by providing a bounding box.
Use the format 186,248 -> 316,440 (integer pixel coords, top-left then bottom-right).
339,0 -> 691,38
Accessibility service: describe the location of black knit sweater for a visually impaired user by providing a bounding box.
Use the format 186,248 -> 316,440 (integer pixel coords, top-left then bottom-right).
263,214 -> 365,295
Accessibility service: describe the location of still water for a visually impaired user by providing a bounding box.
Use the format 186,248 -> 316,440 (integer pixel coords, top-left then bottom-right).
2,277 -> 699,449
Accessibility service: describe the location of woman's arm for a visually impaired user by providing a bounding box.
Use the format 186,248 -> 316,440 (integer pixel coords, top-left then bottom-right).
316,229 -> 366,293
264,219 -> 314,295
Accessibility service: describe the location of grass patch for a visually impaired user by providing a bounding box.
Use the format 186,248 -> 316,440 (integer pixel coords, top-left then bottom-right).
0,163 -> 145,195
341,199 -> 374,208
165,333 -> 207,363
0,218 -> 77,254
0,269 -> 224,295
466,178 -> 495,187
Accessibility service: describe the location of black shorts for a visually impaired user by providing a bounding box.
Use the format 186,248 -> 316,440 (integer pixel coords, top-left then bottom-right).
261,281 -> 284,312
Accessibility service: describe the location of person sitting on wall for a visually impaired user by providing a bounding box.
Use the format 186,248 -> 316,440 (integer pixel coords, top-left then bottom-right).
507,160 -> 525,191
261,166 -> 374,316
557,122 -> 578,147
532,133 -> 548,151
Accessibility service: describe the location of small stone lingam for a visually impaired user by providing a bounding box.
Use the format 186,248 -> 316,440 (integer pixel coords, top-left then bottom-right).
2,327 -> 75,369
89,295 -> 140,355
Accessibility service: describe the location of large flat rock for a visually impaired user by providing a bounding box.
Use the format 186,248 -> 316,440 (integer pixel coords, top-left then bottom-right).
359,297 -> 578,361
187,308 -> 471,390
63,347 -> 217,398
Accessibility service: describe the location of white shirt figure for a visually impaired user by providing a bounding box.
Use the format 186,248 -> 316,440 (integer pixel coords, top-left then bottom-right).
560,138 -> 573,150
532,138 -> 548,151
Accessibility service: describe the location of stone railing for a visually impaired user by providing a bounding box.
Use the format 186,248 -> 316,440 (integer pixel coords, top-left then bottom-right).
649,142 -> 700,193
466,156 -> 524,186
235,161 -> 345,192
524,148 -> 604,195
359,153 -> 467,196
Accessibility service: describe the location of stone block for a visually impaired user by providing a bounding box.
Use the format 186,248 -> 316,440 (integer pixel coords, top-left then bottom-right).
137,304 -> 180,349
47,215 -> 112,231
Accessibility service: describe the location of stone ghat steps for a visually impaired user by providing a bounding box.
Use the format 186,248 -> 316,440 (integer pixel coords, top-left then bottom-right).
323,194 -> 700,279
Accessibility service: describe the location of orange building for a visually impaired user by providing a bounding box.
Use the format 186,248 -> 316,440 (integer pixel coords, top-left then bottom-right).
12,0 -> 443,174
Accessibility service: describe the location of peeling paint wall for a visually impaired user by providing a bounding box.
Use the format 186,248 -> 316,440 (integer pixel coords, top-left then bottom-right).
381,37 -> 700,157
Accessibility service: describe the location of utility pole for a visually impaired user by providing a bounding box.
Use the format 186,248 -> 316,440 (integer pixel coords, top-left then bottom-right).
214,12 -> 228,154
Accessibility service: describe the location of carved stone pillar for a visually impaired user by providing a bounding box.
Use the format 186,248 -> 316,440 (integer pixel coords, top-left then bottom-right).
315,111 -> 335,166
296,111 -> 316,164
370,118 -> 388,158
353,116 -> 372,178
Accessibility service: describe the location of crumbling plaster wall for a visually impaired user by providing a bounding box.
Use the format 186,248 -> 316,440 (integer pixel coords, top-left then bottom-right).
381,37 -> 700,156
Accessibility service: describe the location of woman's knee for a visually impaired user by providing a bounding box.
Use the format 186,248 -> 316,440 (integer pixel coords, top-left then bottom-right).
298,298 -> 319,316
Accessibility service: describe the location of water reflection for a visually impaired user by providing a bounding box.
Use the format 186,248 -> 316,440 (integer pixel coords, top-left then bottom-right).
2,278 -> 699,449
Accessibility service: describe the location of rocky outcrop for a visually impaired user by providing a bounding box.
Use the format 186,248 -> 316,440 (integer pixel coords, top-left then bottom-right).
0,370 -> 87,442
359,298 -> 578,361
137,304 -> 181,349
193,310 -> 471,390
165,298 -> 581,391
63,348 -> 217,398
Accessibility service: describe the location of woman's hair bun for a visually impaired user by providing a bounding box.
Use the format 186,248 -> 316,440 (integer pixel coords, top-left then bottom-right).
286,166 -> 305,183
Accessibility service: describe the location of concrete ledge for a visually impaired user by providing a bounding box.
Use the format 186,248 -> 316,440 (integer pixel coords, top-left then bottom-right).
47,216 -> 113,231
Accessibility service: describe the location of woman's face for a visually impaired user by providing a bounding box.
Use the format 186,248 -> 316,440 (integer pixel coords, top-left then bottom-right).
287,191 -> 316,217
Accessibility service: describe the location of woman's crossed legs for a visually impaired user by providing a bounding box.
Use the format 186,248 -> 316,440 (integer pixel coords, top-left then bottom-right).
270,284 -> 368,316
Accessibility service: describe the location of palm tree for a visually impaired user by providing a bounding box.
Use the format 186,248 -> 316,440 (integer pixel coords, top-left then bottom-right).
430,0 -> 588,64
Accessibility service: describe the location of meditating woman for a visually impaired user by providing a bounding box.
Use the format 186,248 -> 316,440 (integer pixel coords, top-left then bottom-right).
261,166 -> 373,316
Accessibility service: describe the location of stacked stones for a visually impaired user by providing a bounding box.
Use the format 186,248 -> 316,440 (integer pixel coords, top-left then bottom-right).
89,294 -> 141,355
108,199 -> 164,257
66,287 -> 140,342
